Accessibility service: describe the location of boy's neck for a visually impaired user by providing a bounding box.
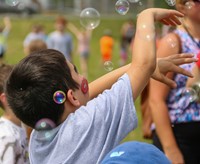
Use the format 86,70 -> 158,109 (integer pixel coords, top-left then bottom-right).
59,103 -> 78,124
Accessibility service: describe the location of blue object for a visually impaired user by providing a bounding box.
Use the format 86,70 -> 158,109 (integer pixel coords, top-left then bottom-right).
101,141 -> 171,164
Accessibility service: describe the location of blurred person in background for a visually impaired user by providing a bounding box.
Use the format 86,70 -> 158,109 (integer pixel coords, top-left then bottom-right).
119,19 -> 135,66
67,23 -> 92,78
100,29 -> 114,63
0,17 -> 11,63
47,16 -> 73,62
23,24 -> 46,55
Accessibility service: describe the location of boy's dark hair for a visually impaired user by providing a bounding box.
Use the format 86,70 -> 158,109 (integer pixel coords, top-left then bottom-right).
5,49 -> 79,128
0,64 -> 13,109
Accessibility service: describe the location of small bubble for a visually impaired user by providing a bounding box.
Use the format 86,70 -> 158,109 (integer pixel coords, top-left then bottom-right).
53,90 -> 66,104
115,0 -> 130,15
165,0 -> 176,6
104,61 -> 114,72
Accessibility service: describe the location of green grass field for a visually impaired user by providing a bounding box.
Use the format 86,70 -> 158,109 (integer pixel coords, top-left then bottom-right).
0,13 -> 152,143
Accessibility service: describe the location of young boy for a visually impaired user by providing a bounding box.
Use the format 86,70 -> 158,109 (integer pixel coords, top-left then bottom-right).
0,64 -> 29,164
5,8 -> 194,164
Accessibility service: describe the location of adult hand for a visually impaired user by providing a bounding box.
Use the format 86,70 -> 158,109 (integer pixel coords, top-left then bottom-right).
153,8 -> 184,26
151,53 -> 198,88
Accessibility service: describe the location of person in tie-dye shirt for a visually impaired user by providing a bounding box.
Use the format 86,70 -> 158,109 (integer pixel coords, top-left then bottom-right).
149,0 -> 200,164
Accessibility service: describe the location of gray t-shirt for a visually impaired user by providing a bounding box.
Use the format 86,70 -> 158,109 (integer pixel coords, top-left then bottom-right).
29,74 -> 138,164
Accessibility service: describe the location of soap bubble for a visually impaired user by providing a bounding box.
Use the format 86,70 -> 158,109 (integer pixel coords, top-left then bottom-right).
165,0 -> 176,6
35,118 -> 56,131
128,0 -> 140,3
185,1 -> 195,10
80,8 -> 100,30
104,61 -> 114,72
181,87 -> 198,103
115,0 -> 130,15
5,0 -> 20,6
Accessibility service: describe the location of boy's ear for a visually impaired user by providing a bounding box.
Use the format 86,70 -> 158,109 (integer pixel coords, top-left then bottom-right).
67,89 -> 80,107
0,93 -> 6,104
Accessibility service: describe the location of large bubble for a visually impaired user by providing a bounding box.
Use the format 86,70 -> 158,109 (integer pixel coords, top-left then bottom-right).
80,8 -> 100,30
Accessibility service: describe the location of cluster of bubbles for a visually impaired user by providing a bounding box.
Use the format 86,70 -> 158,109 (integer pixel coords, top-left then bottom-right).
35,118 -> 56,141
78,0 -> 148,70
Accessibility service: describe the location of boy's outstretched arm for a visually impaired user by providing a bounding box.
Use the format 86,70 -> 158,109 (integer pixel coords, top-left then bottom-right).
89,53 -> 196,99
126,8 -> 183,100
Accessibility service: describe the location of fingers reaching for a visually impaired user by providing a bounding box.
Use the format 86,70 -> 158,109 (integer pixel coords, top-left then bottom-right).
168,65 -> 194,78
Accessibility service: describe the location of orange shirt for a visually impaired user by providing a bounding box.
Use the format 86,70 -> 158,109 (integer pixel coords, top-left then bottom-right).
100,36 -> 114,61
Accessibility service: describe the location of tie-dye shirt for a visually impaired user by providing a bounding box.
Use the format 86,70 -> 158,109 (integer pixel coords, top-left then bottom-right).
167,28 -> 200,124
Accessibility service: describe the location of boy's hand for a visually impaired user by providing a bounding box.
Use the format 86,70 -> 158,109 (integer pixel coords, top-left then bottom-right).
151,53 -> 198,88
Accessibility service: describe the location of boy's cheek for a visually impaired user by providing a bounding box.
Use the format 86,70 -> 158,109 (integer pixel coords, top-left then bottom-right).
81,78 -> 88,94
